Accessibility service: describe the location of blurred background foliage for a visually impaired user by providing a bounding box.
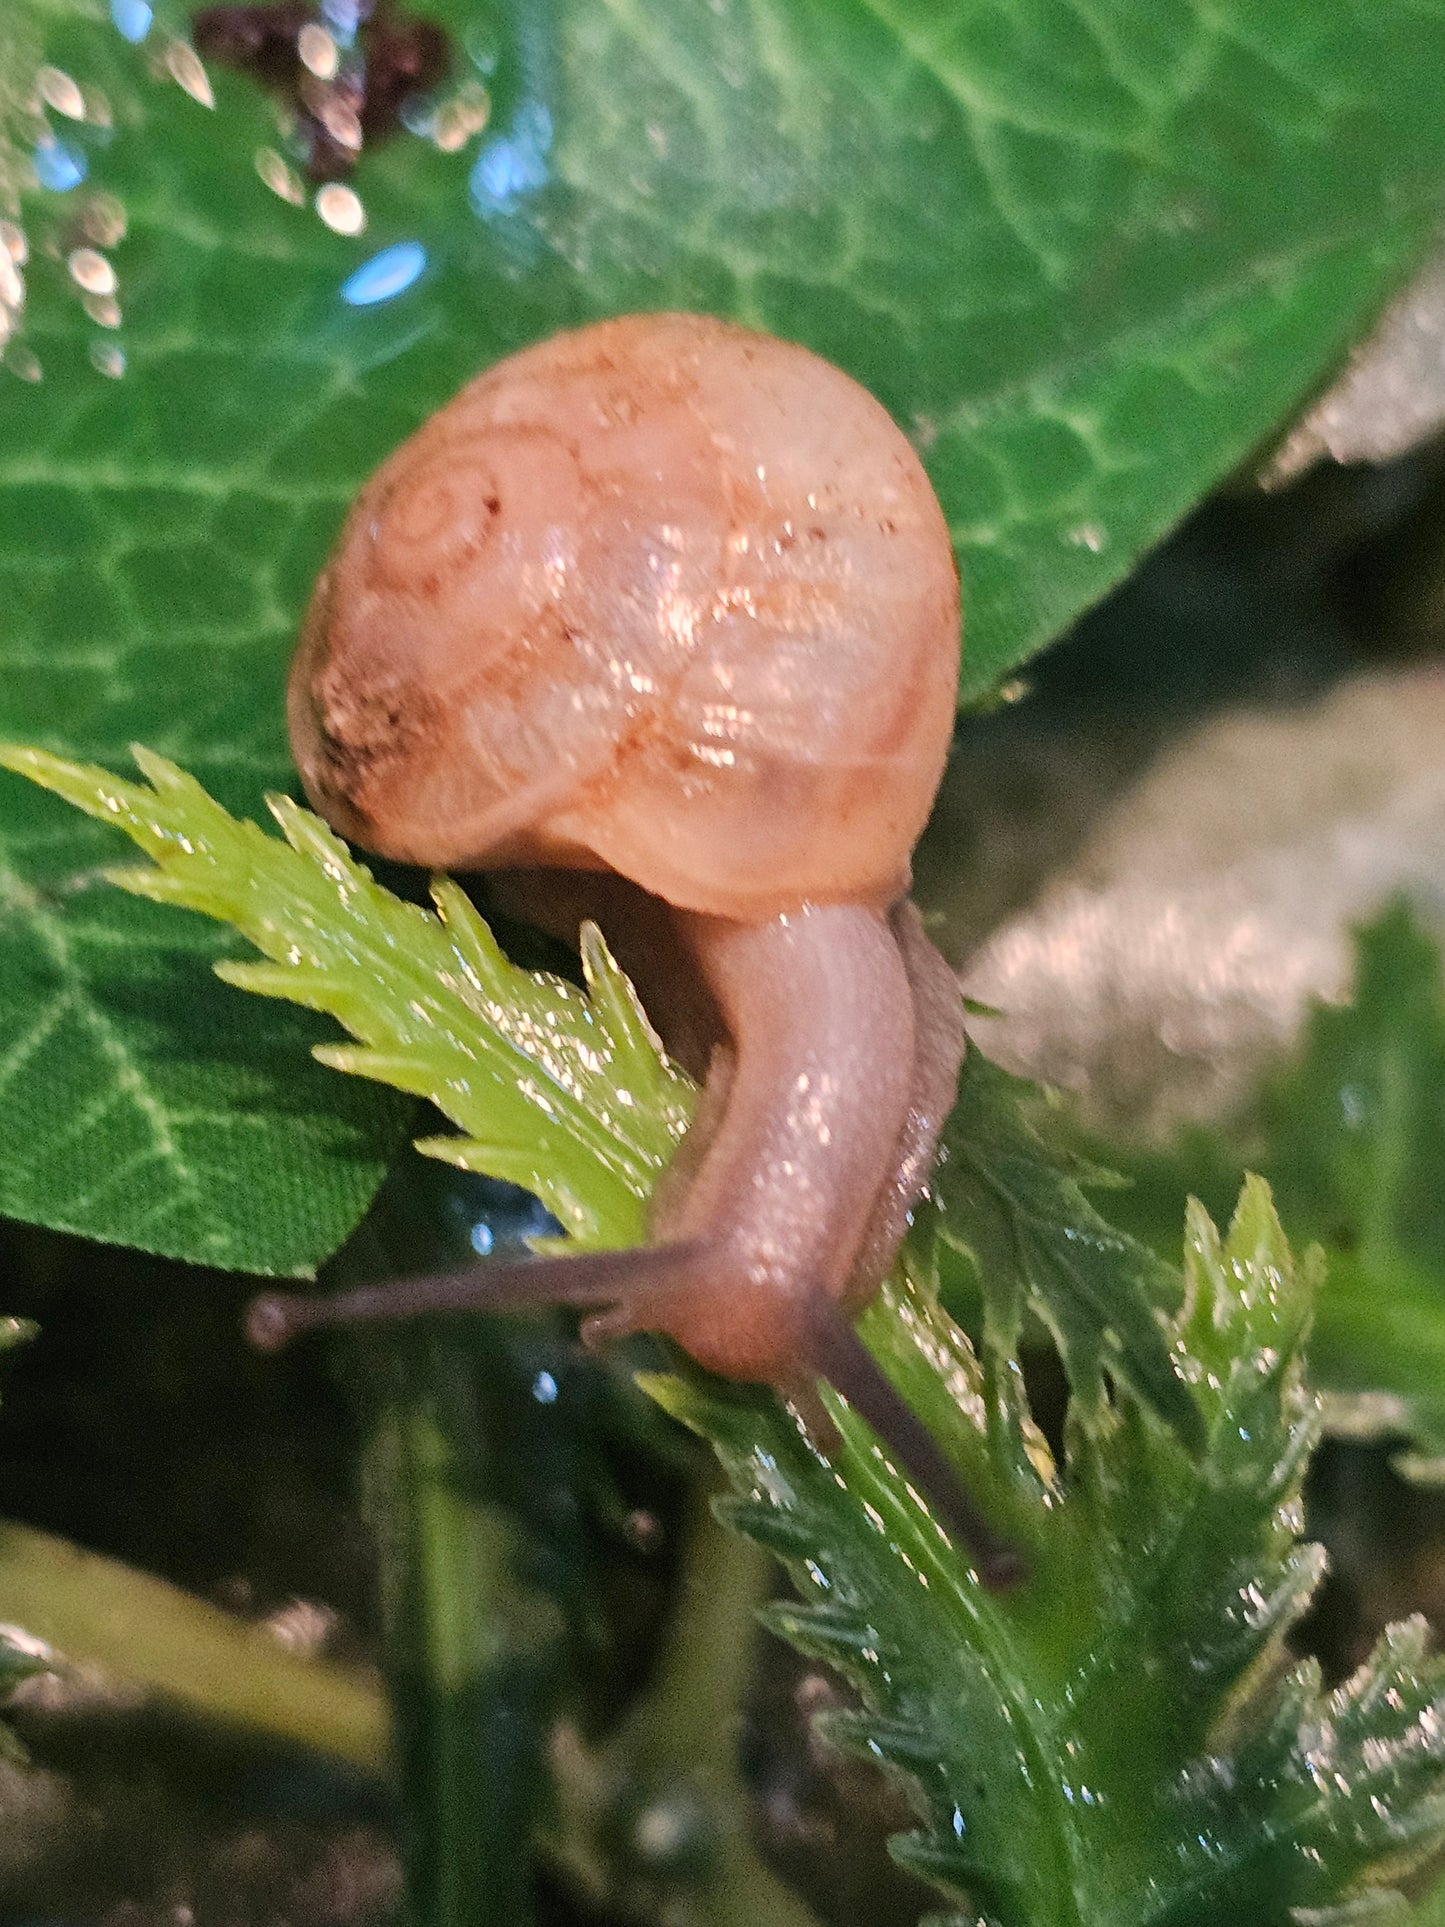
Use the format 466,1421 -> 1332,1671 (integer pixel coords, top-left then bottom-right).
7,0 -> 1445,1922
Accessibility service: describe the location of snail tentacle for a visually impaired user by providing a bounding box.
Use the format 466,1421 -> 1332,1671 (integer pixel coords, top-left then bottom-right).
244,1239 -> 715,1352
801,1301 -> 1025,1588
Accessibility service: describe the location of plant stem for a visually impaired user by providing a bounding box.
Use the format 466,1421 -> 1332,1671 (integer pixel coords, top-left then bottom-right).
359,1330 -> 564,1927
550,1479 -> 821,1927
631,1489 -> 821,1927
0,1517 -> 390,1771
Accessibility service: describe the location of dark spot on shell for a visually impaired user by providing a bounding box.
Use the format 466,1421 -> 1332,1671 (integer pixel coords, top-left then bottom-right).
192,0 -> 450,182
311,666 -> 444,816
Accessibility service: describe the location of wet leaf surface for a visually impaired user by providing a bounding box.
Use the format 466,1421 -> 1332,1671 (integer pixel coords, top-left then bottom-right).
4,0 -> 1445,1272
659,1186 -> 1445,1927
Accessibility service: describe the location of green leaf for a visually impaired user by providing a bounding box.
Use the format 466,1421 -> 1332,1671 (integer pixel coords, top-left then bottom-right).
0,1515 -> 388,1768
925,1047 -> 1203,1451
1251,904 -> 1445,1459
5,0 -> 1445,1268
9,750 -> 1442,1918
0,816 -> 412,1274
1406,1874 -> 1445,1926
656,1182 -> 1445,1926
1087,904 -> 1445,1462
0,745 -> 692,1254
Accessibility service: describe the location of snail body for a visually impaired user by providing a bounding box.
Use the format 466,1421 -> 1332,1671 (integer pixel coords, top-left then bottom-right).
256,313 -> 1018,1583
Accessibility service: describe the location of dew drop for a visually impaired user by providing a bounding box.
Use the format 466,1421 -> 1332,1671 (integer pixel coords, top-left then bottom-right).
83,292 -> 122,328
316,182 -> 365,235
469,99 -> 553,217
298,24 -> 340,80
432,80 -> 490,152
0,254 -> 23,316
166,41 -> 215,109
322,0 -> 363,39
531,1369 -> 558,1404
68,247 -> 117,296
399,94 -> 435,137
80,194 -> 127,248
1065,521 -> 1108,553
315,94 -> 363,153
90,340 -> 126,379
255,147 -> 306,206
37,67 -> 87,121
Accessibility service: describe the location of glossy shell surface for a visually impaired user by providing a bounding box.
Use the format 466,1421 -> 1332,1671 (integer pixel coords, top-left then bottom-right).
289,312 -> 961,918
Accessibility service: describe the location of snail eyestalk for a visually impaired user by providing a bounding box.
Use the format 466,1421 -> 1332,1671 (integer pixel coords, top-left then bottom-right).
244,1241 -> 714,1350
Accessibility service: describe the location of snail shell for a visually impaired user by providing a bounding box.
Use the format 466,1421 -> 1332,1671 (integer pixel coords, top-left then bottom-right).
288,311 -> 960,920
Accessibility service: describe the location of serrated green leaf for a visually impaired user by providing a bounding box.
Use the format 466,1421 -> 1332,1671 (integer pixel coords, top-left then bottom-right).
5,747 -> 1439,1919
660,1183 -> 1445,1926
1089,904 -> 1445,1463
926,1046 -> 1203,1451
0,746 -> 692,1251
5,0 -> 1445,1268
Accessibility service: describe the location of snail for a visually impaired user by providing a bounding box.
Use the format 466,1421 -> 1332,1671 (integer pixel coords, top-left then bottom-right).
247,311 -> 1020,1585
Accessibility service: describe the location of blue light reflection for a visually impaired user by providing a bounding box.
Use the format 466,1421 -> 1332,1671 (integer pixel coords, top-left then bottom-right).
33,138 -> 86,193
110,0 -> 153,42
340,240 -> 428,307
321,0 -> 363,39
469,100 -> 552,218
